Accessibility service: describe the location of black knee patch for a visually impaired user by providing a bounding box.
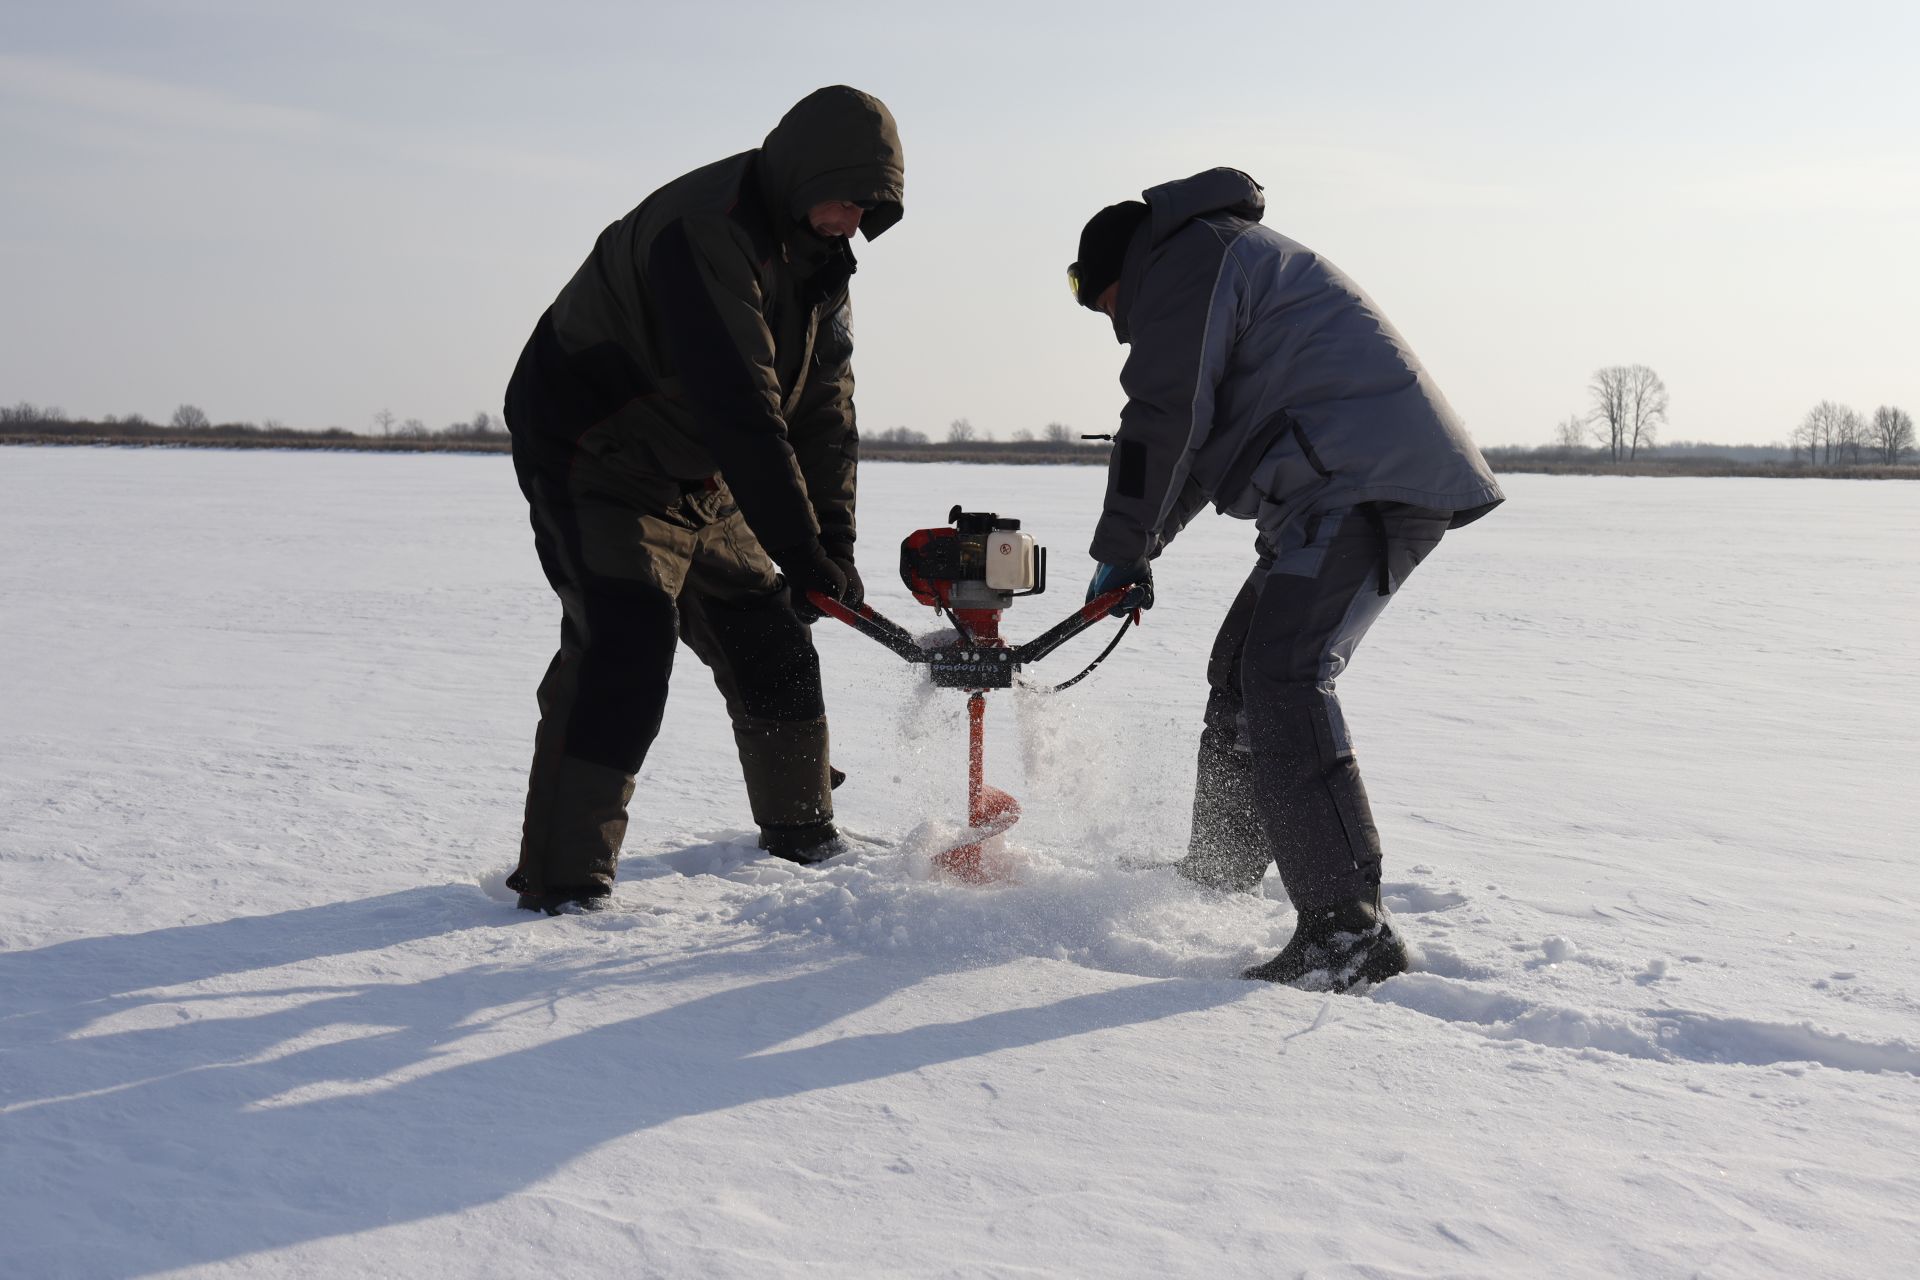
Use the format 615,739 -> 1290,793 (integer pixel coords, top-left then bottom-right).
565,582 -> 679,773
700,595 -> 825,721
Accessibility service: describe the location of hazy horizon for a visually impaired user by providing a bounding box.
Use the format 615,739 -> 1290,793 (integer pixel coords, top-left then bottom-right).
3,1 -> 1915,448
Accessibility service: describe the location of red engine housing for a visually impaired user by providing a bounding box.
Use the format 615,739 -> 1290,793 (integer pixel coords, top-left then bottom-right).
899,527 -> 964,608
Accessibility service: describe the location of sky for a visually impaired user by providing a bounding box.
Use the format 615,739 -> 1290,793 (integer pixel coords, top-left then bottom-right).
1,0 -> 1916,447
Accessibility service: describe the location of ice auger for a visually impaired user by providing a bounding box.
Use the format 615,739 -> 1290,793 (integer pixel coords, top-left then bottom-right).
806,507 -> 1144,884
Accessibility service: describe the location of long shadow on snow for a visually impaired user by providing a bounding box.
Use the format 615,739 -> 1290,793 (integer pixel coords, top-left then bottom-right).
0,885 -> 725,1112
1,886 -> 1251,1276
0,885 -> 474,1025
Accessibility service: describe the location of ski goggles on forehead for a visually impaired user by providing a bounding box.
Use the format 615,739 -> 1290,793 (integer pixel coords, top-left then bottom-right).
1066,262 -> 1084,304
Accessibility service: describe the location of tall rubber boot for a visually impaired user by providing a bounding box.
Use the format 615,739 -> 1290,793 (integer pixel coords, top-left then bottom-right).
511,754 -> 633,896
508,650 -> 636,904
1243,681 -> 1384,912
734,714 -> 838,862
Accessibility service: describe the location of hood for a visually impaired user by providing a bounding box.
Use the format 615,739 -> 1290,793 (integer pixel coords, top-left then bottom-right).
1108,167 -> 1264,343
1142,167 -> 1264,247
759,85 -> 905,242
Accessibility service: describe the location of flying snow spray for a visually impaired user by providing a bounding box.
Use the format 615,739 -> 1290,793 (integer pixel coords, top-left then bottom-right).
807,506 -> 1145,883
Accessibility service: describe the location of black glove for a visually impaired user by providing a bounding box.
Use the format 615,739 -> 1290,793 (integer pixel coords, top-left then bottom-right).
822,542 -> 864,612
1086,558 -> 1154,617
772,541 -> 848,623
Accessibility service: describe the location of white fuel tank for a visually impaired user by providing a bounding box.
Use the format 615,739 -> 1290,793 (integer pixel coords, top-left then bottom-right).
983,530 -> 1039,592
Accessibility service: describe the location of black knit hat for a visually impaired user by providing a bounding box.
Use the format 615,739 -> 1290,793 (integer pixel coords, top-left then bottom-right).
1069,200 -> 1148,310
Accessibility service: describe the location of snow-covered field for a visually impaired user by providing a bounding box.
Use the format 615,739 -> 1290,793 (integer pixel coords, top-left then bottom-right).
2,449 -> 1916,1278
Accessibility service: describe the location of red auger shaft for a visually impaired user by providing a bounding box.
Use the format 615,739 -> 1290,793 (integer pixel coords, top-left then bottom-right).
967,692 -> 986,828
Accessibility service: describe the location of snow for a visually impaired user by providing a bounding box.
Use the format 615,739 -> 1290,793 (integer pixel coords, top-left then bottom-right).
2,449 -> 1916,1277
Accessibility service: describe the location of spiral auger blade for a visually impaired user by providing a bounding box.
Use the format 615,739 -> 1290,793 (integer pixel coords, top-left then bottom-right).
932,692 -> 1022,883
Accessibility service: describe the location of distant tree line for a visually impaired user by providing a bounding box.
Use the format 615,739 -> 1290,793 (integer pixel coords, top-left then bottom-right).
0,401 -> 508,446
10,389 -> 1910,475
854,420 -> 1104,464
2,401 -> 1103,451
0,400 -> 358,443
866,419 -> 1093,447
1790,402 -> 1913,466
368,408 -> 507,441
1536,365 -> 1914,470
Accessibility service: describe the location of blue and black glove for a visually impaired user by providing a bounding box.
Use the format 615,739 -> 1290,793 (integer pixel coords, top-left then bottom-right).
1086,558 -> 1154,617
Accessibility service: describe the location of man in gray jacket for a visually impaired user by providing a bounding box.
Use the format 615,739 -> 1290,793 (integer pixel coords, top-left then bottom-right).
1070,168 -> 1503,991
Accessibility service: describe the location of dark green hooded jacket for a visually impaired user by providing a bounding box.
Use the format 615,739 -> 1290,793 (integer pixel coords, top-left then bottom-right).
506,86 -> 904,564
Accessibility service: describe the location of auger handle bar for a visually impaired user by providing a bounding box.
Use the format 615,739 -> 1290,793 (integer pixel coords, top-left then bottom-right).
804,587 -> 1145,687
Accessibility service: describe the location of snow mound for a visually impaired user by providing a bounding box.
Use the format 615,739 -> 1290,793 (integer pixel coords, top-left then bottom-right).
639,827 -> 1287,979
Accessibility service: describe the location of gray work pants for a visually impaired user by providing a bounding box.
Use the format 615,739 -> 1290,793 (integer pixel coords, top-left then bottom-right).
1178,503 -> 1449,908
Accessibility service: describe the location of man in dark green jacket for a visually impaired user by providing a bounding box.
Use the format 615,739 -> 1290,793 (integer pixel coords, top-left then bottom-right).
503,86 -> 903,913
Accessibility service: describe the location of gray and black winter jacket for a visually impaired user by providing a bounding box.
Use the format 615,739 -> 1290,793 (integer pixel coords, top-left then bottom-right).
1089,168 -> 1502,566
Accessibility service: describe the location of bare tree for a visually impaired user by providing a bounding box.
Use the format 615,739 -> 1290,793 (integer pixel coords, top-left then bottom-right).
171,404 -> 210,430
1044,422 -> 1075,444
1625,368 -> 1667,459
1871,405 -> 1915,463
1815,401 -> 1838,463
397,417 -> 431,439
873,425 -> 928,444
372,408 -> 397,437
1587,365 -> 1668,461
1835,406 -> 1867,465
1,402 -> 67,425
947,417 -> 975,444
1587,368 -> 1629,461
1011,428 -> 1035,443
1552,414 -> 1587,450
1798,401 -> 1848,464
1789,415 -> 1820,465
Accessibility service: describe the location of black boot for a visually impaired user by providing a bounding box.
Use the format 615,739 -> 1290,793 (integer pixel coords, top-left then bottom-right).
758,819 -> 846,866
506,869 -> 612,916
1242,896 -> 1407,991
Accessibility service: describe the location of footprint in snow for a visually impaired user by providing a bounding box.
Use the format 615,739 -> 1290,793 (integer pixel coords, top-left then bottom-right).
1381,881 -> 1469,913
1372,973 -> 1920,1077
